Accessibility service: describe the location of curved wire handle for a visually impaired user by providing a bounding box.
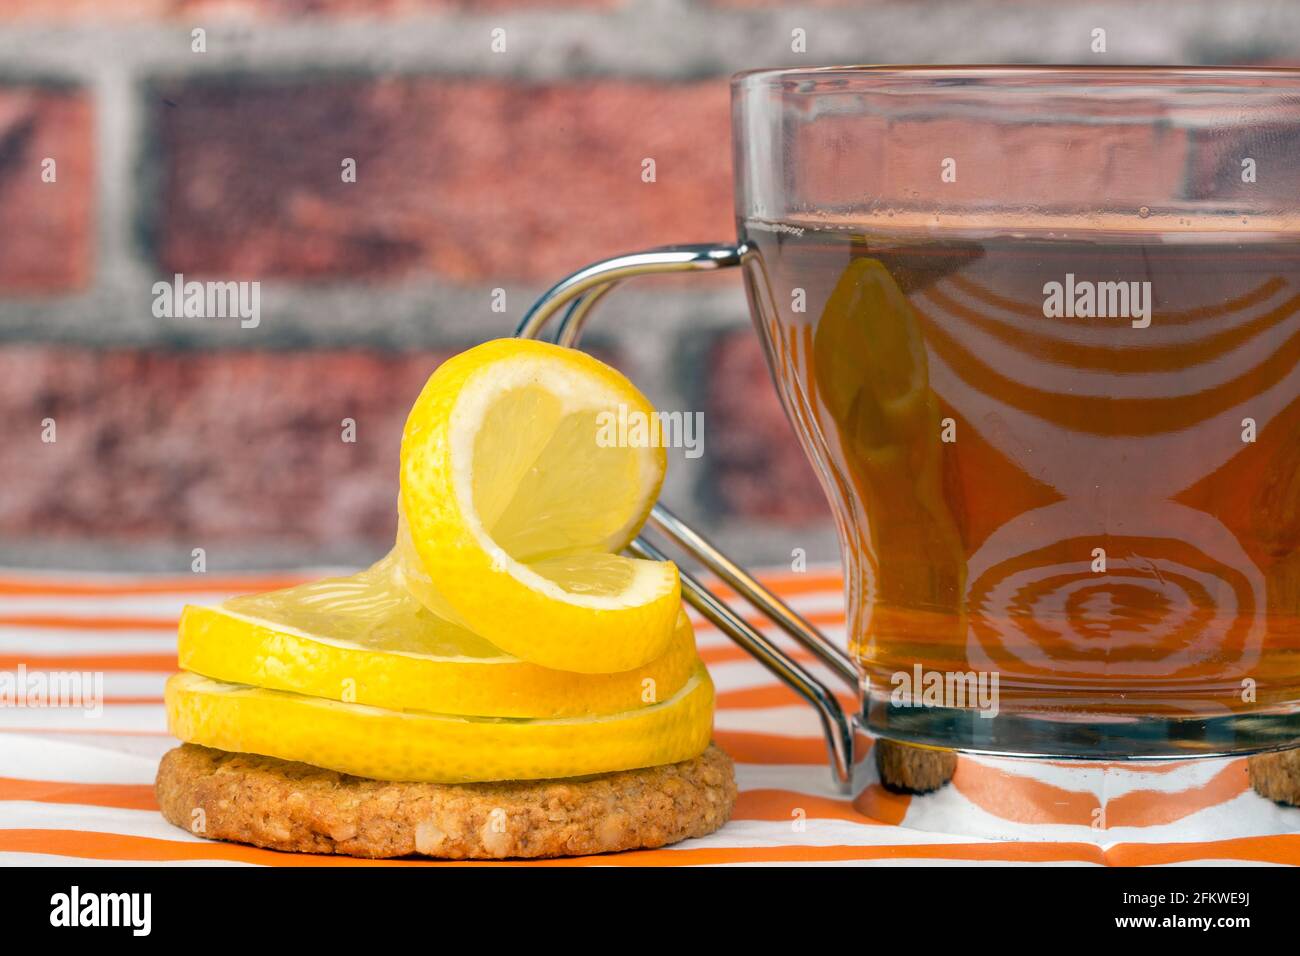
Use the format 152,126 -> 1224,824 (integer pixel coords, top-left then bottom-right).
516,243 -> 860,789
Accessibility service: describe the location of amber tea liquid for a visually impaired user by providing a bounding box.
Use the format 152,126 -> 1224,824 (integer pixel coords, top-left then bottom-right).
742,218 -> 1300,732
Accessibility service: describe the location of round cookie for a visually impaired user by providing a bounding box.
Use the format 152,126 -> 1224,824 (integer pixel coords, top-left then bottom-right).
157,743 -> 737,860
1248,748 -> 1300,806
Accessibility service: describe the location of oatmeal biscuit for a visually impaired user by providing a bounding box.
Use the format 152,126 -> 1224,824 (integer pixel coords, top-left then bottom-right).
156,743 -> 737,859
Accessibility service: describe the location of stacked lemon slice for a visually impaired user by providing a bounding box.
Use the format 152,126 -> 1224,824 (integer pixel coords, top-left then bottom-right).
166,340 -> 713,783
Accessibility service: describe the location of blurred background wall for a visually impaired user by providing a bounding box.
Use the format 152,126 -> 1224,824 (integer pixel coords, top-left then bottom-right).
0,0 -> 1297,571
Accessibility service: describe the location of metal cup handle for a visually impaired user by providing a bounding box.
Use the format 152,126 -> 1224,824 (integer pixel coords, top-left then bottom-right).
516,243 -> 860,790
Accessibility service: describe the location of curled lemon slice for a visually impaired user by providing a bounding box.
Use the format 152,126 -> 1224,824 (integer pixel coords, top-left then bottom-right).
398,338 -> 680,674
178,552 -> 698,719
165,666 -> 715,784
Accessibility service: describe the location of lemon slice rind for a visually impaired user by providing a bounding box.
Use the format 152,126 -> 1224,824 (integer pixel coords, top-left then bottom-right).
165,665 -> 715,784
399,340 -> 681,673
178,602 -> 699,719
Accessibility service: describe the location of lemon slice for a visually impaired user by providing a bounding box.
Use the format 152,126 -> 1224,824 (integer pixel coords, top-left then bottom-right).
398,338 -> 680,674
178,552 -> 698,719
165,666 -> 714,784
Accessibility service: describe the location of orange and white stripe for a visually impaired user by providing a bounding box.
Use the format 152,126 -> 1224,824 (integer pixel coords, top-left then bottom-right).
0,566 -> 1296,866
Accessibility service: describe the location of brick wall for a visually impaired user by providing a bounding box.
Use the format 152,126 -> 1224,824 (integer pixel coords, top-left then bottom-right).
0,0 -> 1292,569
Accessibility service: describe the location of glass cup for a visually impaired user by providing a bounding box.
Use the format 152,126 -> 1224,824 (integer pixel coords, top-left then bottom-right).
528,67 -> 1300,762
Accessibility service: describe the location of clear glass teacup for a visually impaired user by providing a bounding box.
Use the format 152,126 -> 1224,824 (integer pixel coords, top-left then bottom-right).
523,66 -> 1300,768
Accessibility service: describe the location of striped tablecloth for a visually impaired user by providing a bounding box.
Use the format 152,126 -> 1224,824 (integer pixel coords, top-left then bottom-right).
1,564 -> 1297,867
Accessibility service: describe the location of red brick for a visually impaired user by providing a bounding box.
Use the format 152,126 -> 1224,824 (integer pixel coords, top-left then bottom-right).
1184,123 -> 1300,203
154,78 -> 732,283
0,1 -> 614,19
710,0 -> 868,6
793,113 -> 1189,210
705,330 -> 828,522
0,86 -> 94,293
0,1 -> 169,17
0,346 -> 453,547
